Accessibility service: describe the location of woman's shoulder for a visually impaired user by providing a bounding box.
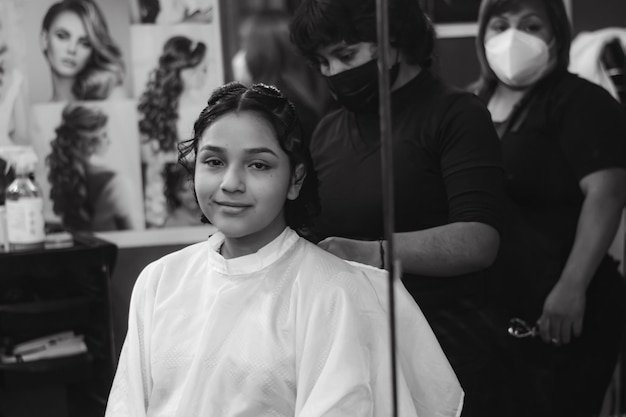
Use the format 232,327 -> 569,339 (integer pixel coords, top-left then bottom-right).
540,71 -> 624,123
415,75 -> 490,122
546,71 -> 618,104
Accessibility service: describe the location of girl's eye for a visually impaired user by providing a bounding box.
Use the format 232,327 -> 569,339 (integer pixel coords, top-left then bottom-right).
250,162 -> 269,170
55,31 -> 69,40
202,158 -> 223,167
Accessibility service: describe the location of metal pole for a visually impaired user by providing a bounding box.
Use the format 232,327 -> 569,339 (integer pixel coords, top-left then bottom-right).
375,0 -> 399,415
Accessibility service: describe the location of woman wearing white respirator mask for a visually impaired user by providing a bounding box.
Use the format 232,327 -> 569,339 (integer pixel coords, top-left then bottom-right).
471,0 -> 626,416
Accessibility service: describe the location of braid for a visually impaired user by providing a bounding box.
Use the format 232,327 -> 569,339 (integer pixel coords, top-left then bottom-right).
138,36 -> 207,153
138,67 -> 182,152
46,104 -> 108,231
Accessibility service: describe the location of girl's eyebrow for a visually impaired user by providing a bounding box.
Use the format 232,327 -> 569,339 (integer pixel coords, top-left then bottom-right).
246,147 -> 278,157
198,144 -> 278,157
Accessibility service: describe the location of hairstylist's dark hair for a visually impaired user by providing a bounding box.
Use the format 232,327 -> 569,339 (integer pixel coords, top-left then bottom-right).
42,0 -> 125,100
178,82 -> 320,233
290,0 -> 435,68
47,103 -> 108,230
138,36 -> 207,153
471,0 -> 572,100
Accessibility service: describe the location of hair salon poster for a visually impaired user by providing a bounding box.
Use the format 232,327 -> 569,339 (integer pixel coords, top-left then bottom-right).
0,0 -> 224,232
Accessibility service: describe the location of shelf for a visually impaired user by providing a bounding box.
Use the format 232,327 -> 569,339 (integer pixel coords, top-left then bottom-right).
0,232 -> 117,416
0,353 -> 92,390
0,296 -> 93,335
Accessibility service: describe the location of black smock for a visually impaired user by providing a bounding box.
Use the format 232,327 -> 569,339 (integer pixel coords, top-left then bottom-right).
310,69 -> 506,417
489,71 -> 626,417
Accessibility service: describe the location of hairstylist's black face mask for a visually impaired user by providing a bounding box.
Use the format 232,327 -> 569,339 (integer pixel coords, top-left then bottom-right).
325,59 -> 400,113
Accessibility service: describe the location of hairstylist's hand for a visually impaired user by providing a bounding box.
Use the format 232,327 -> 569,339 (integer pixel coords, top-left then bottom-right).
537,279 -> 586,346
318,237 -> 383,268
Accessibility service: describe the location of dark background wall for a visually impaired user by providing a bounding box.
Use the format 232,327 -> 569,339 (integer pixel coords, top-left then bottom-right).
572,0 -> 626,33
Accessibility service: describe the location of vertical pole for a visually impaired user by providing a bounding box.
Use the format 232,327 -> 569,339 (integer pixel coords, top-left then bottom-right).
375,0 -> 398,415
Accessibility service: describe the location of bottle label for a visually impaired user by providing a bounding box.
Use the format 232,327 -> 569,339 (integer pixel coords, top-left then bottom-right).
6,197 -> 45,244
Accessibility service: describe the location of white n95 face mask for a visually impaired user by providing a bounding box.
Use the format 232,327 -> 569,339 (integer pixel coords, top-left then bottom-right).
485,29 -> 550,87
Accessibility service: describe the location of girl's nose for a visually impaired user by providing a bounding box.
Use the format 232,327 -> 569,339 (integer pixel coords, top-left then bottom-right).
220,166 -> 245,193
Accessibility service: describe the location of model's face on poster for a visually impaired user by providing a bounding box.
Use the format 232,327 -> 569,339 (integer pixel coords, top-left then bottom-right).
42,11 -> 93,78
181,55 -> 209,91
92,127 -> 111,157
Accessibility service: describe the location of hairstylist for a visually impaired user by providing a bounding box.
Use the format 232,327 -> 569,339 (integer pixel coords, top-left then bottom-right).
291,0 -> 507,415
471,0 -> 626,415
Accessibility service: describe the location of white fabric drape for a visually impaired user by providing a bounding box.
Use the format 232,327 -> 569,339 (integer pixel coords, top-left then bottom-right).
106,227 -> 463,417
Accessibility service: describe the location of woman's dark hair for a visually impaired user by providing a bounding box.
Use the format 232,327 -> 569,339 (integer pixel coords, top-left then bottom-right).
42,0 -> 125,100
471,0 -> 572,99
178,81 -> 320,234
47,103 -> 108,230
290,0 -> 435,68
138,35 -> 207,153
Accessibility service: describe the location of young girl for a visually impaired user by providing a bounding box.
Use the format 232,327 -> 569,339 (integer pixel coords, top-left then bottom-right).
105,82 -> 463,416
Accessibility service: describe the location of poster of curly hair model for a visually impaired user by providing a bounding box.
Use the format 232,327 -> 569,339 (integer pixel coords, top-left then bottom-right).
30,100 -> 145,232
131,16 -> 223,228
129,0 -> 215,24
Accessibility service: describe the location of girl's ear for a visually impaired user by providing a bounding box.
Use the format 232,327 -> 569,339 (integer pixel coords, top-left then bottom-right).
287,163 -> 306,201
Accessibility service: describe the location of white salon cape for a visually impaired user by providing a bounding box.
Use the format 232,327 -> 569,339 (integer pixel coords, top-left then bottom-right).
105,227 -> 463,417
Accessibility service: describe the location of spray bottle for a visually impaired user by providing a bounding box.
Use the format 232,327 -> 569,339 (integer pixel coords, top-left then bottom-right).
0,146 -> 45,252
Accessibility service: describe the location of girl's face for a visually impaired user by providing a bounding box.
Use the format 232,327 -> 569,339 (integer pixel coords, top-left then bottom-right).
484,0 -> 554,45
194,111 -> 303,255
42,11 -> 93,78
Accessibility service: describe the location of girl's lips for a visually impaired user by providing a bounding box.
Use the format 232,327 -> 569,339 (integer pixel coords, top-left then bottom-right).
216,202 -> 251,214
